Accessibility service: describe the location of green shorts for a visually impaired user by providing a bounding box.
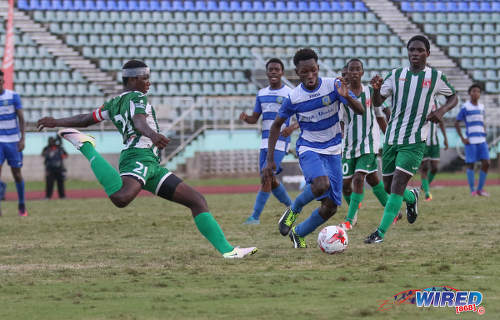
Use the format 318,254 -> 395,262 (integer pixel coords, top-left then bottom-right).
382,142 -> 425,176
423,144 -> 440,161
342,153 -> 378,179
119,148 -> 178,196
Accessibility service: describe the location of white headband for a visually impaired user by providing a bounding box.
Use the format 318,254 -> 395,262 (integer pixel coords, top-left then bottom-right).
122,67 -> 150,77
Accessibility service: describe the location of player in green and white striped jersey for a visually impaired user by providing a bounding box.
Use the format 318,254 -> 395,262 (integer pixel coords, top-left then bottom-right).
338,59 -> 389,231
37,60 -> 257,259
365,35 -> 458,244
420,98 -> 448,201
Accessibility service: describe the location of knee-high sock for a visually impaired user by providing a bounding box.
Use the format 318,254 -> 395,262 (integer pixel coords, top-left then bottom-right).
294,208 -> 326,237
466,168 -> 475,192
194,212 -> 233,254
271,182 -> 292,206
421,178 -> 430,197
15,181 -> 25,205
477,170 -> 488,191
343,193 -> 351,205
251,191 -> 270,220
346,192 -> 363,223
80,142 -> 123,196
403,189 -> 415,204
291,183 -> 314,213
377,194 -> 404,237
371,181 -> 388,207
428,171 -> 436,184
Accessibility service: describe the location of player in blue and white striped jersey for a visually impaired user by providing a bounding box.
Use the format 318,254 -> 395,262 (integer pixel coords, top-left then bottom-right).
454,84 -> 490,197
0,70 -> 28,216
264,49 -> 363,248
240,58 -> 296,225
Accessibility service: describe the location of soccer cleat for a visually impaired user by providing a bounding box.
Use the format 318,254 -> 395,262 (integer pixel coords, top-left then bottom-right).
392,211 -> 403,225
243,216 -> 260,225
424,193 -> 432,202
338,221 -> 352,231
58,128 -> 96,150
364,230 -> 384,244
406,188 -> 419,224
471,191 -> 478,197
477,190 -> 490,197
289,227 -> 307,248
223,246 -> 258,259
18,203 -> 28,217
279,207 -> 299,236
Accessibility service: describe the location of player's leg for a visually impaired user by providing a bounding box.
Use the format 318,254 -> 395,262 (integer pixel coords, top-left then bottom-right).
342,158 -> 354,205
464,144 -> 477,195
476,142 -> 490,196
46,170 -> 55,199
244,149 -> 272,224
342,170 -> 366,229
366,171 -> 388,207
420,159 -> 431,200
56,171 -> 66,198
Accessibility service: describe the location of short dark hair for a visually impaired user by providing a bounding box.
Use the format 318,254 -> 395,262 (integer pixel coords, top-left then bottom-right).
407,35 -> 430,52
266,58 -> 284,71
468,83 -> 482,94
122,59 -> 148,85
293,48 -> 318,67
346,58 -> 364,70
0,70 -> 4,77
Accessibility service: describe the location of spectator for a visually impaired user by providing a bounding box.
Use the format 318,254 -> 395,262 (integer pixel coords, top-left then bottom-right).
42,136 -> 67,199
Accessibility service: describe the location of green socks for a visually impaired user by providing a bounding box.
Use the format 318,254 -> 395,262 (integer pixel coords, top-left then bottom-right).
428,172 -> 436,184
421,178 -> 430,197
377,193 -> 403,237
194,212 -> 234,254
403,189 -> 416,204
371,181 -> 388,207
80,142 -> 122,196
346,192 -> 363,223
343,193 -> 351,205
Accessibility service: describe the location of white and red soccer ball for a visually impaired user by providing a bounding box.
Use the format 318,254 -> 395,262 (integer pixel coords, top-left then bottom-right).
317,225 -> 348,254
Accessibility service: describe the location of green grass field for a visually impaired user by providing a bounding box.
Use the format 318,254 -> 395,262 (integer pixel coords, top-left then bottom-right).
0,183 -> 499,319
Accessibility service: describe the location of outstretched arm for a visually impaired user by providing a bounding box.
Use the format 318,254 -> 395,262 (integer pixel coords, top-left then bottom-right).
37,113 -> 97,130
239,111 -> 261,124
336,78 -> 364,114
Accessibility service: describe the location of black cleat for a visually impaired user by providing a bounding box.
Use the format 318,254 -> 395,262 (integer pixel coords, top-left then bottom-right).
406,188 -> 419,224
364,230 -> 384,244
278,207 -> 299,236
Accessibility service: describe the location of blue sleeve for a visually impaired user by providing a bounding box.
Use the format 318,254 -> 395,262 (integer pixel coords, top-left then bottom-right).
13,93 -> 22,110
253,96 -> 261,114
278,97 -> 294,119
456,106 -> 465,121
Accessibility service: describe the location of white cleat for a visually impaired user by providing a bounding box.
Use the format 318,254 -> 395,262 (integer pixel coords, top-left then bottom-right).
58,128 -> 96,150
223,246 -> 258,259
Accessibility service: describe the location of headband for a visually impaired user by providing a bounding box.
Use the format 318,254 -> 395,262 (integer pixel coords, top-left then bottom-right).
122,67 -> 150,77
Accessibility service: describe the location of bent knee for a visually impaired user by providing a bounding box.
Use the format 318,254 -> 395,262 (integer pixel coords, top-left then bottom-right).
110,194 -> 133,208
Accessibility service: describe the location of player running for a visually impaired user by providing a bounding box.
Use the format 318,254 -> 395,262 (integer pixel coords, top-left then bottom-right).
37,60 -> 257,259
265,48 -> 363,248
365,35 -> 458,244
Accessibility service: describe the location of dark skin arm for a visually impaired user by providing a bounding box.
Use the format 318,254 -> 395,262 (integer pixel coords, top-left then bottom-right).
280,121 -> 299,137
439,120 -> 449,150
239,111 -> 260,124
132,114 -> 170,149
376,115 -> 388,134
337,77 -> 364,114
37,113 -> 97,129
426,94 -> 458,123
262,116 -> 287,181
454,120 -> 469,145
370,75 -> 386,108
15,109 -> 26,151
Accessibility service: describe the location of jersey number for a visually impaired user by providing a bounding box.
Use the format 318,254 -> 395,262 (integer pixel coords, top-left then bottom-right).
114,112 -> 129,135
342,163 -> 349,175
133,161 -> 148,178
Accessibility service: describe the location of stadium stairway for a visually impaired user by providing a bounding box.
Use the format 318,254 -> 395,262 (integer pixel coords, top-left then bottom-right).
364,0 -> 473,97
0,0 -> 120,96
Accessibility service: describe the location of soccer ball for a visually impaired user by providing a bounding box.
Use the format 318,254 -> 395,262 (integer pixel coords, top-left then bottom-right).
317,226 -> 348,254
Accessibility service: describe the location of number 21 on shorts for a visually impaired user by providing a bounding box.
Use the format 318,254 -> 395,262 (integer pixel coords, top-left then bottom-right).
133,161 -> 148,178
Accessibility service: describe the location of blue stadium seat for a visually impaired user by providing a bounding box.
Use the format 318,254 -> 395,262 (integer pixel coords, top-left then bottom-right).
424,2 -> 437,12
207,0 -> 218,11
73,0 -> 85,10
413,2 -> 424,11
309,1 -> 320,11
298,1 -> 309,12
275,1 -> 286,11
241,1 -> 252,11
264,1 -> 276,11
354,1 -> 367,12
18,0 -> 29,10
469,2 -> 480,12
286,1 -> 299,11
458,2 -> 468,11
401,2 -> 412,12
253,1 -> 264,11
342,1 -> 354,12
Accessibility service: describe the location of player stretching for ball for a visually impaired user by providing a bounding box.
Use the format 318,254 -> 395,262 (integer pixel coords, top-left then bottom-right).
338,58 -> 389,231
265,48 -> 363,248
420,98 -> 448,201
365,35 -> 458,244
37,60 -> 257,259
455,84 -> 490,197
240,58 -> 296,225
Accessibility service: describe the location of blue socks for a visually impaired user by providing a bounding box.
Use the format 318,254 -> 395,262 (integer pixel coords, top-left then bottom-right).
294,208 -> 325,237
251,191 -> 270,220
272,182 -> 292,207
291,184 -> 315,213
477,170 -> 487,192
15,181 -> 25,205
466,168 -> 475,192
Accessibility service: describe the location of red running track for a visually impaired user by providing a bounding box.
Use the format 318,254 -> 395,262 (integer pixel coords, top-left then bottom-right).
3,179 -> 499,201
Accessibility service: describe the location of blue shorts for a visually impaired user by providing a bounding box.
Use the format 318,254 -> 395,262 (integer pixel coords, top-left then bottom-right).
465,142 -> 489,164
259,149 -> 287,175
0,142 -> 23,168
299,151 -> 342,206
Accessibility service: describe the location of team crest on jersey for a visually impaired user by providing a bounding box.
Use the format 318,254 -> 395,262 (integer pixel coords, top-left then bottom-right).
322,96 -> 331,106
2,100 -> 8,106
422,79 -> 432,88
276,96 -> 284,104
